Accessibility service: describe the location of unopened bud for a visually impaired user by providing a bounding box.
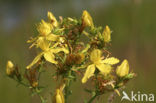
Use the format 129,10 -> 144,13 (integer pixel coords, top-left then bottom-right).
47,11 -> 58,27
53,88 -> 65,103
116,59 -> 129,77
6,61 -> 14,76
32,81 -> 38,88
102,25 -> 111,43
82,10 -> 94,27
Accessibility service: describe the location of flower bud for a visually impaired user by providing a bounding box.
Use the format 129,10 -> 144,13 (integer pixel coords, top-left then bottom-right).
37,20 -> 52,36
47,11 -> 58,27
6,61 -> 14,76
116,59 -> 129,77
53,89 -> 65,103
32,81 -> 38,88
82,10 -> 94,27
102,25 -> 111,43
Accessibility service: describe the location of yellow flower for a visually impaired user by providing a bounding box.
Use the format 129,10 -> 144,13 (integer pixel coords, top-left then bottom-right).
37,19 -> 53,36
26,38 -> 69,69
102,25 -> 111,43
116,59 -> 129,77
27,33 -> 61,49
27,12 -> 62,49
6,60 -> 14,75
82,49 -> 119,83
48,11 -> 58,27
82,10 -> 94,27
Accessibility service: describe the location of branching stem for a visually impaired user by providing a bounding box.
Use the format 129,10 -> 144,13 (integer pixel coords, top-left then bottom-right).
87,92 -> 101,103
64,70 -> 72,103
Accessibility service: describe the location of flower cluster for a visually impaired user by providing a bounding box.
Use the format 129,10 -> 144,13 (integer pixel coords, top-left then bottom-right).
6,10 -> 135,103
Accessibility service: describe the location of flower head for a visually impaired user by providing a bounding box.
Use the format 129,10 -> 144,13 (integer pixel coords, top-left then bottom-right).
82,49 -> 119,83
102,25 -> 111,43
37,20 -> 53,36
82,10 -> 94,27
116,59 -> 129,77
27,38 -> 69,69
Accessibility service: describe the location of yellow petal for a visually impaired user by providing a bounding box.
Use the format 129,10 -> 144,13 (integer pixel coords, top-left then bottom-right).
47,11 -> 58,27
116,59 -> 129,77
38,37 -> 50,51
101,57 -> 119,65
27,37 -> 38,49
29,42 -> 36,49
58,37 -> 65,43
90,49 -> 102,64
27,37 -> 37,43
82,64 -> 95,83
46,34 -> 59,41
96,63 -> 112,75
52,48 -> 69,54
44,51 -> 58,64
102,25 -> 111,43
82,10 -> 94,27
26,53 -> 43,69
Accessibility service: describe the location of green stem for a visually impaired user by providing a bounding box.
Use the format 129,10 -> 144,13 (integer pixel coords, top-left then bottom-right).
35,88 -> 46,103
64,70 -> 72,103
87,93 -> 99,103
13,78 -> 29,87
39,94 -> 46,103
87,73 -> 101,103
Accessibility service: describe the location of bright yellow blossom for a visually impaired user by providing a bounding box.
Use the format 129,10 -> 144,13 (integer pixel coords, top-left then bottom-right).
102,25 -> 111,43
116,59 -> 129,77
82,10 -> 94,27
27,33 -> 61,49
82,49 -> 119,83
6,60 -> 14,75
48,11 -> 58,27
27,11 -> 63,49
27,38 -> 69,69
37,19 -> 53,36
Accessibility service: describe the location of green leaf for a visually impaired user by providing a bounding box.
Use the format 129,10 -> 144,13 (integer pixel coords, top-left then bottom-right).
91,91 -> 96,97
124,73 -> 135,79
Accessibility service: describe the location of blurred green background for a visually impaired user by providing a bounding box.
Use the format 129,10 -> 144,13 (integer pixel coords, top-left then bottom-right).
0,0 -> 156,103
